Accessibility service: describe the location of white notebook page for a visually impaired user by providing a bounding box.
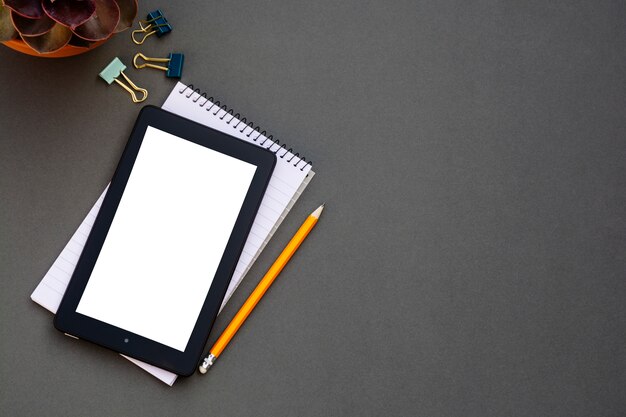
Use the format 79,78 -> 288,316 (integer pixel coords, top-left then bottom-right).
162,83 -> 314,303
31,82 -> 314,385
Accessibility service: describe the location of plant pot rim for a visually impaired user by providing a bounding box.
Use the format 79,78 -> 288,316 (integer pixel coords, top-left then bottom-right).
2,38 -> 107,58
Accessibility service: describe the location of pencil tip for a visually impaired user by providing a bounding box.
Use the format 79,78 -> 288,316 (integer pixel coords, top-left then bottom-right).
311,204 -> 325,218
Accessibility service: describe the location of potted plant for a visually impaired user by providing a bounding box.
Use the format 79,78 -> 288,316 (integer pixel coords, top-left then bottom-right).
0,0 -> 137,58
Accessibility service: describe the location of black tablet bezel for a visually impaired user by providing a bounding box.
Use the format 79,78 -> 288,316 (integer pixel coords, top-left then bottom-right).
54,105 -> 276,376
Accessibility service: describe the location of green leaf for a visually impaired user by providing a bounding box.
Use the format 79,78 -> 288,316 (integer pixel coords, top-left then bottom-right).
11,10 -> 56,36
42,0 -> 95,29
0,5 -> 18,41
72,0 -> 119,41
112,0 -> 136,33
20,22 -> 71,53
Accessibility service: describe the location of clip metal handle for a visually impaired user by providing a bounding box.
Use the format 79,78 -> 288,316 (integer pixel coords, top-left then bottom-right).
131,9 -> 172,45
114,72 -> 149,103
131,28 -> 153,45
133,52 -> 169,71
133,53 -> 184,78
131,25 -> 164,45
99,57 -> 148,103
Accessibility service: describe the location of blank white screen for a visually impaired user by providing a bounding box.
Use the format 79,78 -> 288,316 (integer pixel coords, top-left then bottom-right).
76,126 -> 257,352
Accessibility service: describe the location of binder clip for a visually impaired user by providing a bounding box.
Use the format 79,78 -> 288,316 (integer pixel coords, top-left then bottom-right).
131,9 -> 172,45
133,53 -> 184,79
99,57 -> 148,103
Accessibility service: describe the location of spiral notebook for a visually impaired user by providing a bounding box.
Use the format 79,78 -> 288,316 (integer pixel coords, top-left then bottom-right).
31,82 -> 315,385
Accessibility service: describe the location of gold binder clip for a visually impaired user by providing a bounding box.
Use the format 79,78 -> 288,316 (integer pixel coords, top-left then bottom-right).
131,9 -> 172,45
99,58 -> 148,103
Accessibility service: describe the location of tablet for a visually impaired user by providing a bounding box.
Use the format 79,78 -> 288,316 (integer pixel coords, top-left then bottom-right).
54,106 -> 276,376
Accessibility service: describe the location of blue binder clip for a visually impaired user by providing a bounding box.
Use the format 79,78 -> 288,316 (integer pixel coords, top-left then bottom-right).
133,53 -> 184,79
99,57 -> 148,103
131,9 -> 172,44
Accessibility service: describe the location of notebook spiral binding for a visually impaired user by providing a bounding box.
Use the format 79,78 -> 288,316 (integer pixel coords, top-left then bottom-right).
178,84 -> 312,171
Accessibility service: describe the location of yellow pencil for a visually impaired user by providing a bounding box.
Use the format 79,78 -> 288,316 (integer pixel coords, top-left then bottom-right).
199,203 -> 325,374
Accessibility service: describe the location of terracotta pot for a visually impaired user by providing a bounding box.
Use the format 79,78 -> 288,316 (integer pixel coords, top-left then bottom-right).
2,39 -> 107,58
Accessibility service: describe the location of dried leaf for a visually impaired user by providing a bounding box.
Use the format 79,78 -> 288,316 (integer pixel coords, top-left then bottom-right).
72,0 -> 118,41
11,10 -> 56,36
112,0 -> 136,33
4,0 -> 44,19
42,0 -> 95,29
0,5 -> 19,41
21,22 -> 71,53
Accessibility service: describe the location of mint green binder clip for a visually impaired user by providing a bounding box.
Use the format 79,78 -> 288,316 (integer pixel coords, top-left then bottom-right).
99,57 -> 148,103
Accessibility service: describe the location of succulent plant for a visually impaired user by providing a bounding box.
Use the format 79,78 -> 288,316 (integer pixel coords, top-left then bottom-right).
0,0 -> 137,53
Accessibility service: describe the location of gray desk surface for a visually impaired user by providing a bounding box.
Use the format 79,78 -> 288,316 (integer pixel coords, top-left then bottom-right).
1,1 -> 625,416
